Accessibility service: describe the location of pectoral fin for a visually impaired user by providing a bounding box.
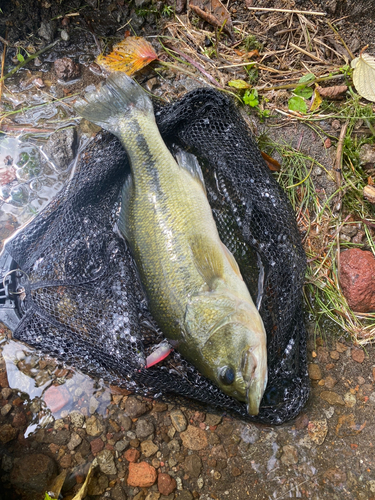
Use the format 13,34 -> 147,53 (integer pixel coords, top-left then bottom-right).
190,235 -> 224,288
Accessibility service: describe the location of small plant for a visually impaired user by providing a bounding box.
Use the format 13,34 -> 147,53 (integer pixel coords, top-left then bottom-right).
243,88 -> 258,107
241,34 -> 263,52
162,4 -> 174,17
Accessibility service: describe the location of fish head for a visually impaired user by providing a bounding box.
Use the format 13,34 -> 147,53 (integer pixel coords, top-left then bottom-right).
201,316 -> 267,416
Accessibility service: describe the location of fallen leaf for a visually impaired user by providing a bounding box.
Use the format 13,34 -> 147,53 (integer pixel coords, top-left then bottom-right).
309,87 -> 323,112
96,37 -> 158,76
351,50 -> 375,102
189,0 -> 233,38
228,79 -> 251,89
363,185 -> 375,203
261,151 -> 281,172
47,470 -> 67,499
316,85 -> 348,99
72,461 -> 97,500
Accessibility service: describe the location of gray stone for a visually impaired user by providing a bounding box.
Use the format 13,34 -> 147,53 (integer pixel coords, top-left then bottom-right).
124,396 -> 148,418
67,432 -> 82,451
89,396 -> 100,414
115,439 -> 130,453
1,388 -> 13,399
10,453 -> 56,492
96,449 -> 117,475
175,491 -> 193,500
44,128 -> 76,171
280,445 -> 299,465
167,438 -> 181,453
111,483 -> 127,500
205,413 -> 222,427
38,21 -> 56,42
184,455 -> 202,478
118,414 -> 132,431
136,418 -> 155,439
47,428 -> 70,446
170,410 -> 187,432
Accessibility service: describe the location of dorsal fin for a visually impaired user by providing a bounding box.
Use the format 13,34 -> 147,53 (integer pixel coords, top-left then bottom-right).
174,149 -> 206,194
220,242 -> 243,280
117,173 -> 134,241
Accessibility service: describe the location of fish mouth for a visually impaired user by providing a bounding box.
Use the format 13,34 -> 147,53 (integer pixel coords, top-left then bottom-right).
242,348 -> 268,416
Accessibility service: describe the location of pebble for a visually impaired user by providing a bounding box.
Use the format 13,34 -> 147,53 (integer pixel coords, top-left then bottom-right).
158,473 -> 177,496
344,392 -> 357,407
90,437 -> 105,455
1,404 -> 12,416
124,448 -> 140,464
307,419 -> 328,445
184,454 -> 202,478
1,387 -> 12,399
86,416 -> 105,437
324,375 -> 337,389
180,425 -> 208,450
89,396 -> 99,414
67,432 -> 82,451
136,418 -> 155,439
280,445 -> 299,465
128,462 -> 157,487
43,384 -> 71,413
308,363 -> 322,380
351,348 -> 365,363
141,440 -> 159,457
124,396 -> 149,418
205,413 -> 222,427
10,453 -> 56,491
0,424 -> 18,444
145,492 -> 161,500
96,449 -> 117,475
54,57 -> 80,80
170,409 -> 188,432
70,410 -> 85,428
44,128 -> 77,172
330,350 -> 340,360
175,492 -> 193,500
115,439 -> 129,453
197,477 -> 204,489
320,390 -> 345,406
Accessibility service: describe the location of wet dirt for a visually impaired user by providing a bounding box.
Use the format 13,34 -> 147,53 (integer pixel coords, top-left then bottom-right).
1,1 -> 375,500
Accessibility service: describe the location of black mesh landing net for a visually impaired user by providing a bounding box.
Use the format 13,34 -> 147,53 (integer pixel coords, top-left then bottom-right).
2,88 -> 309,424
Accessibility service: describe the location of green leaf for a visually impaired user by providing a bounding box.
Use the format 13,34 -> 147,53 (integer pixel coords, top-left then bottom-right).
298,73 -> 315,84
17,52 -> 25,63
228,79 -> 251,89
294,85 -> 313,98
44,493 -> 53,500
288,96 -> 307,113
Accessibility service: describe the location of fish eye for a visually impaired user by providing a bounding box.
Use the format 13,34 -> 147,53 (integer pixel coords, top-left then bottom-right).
219,366 -> 235,385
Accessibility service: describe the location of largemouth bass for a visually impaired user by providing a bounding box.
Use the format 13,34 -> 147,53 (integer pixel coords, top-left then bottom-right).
74,73 -> 267,415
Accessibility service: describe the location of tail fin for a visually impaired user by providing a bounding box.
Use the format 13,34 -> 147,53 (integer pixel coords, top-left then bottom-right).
74,72 -> 153,137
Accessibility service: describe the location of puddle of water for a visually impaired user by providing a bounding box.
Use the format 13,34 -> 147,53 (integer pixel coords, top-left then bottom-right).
0,136 -> 68,228
0,334 -> 113,438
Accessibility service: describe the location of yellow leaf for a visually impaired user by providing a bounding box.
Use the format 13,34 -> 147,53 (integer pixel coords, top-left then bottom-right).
351,51 -> 375,102
72,461 -> 97,500
228,79 -> 251,89
96,36 -> 158,76
309,87 -> 323,112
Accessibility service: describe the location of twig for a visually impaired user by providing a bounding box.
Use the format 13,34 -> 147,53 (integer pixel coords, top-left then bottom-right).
0,32 -> 6,102
327,20 -> 355,59
0,39 -> 61,82
333,120 -> 349,194
247,7 -> 326,16
164,44 -> 224,88
0,35 -> 9,46
289,42 -> 325,62
256,73 -> 345,91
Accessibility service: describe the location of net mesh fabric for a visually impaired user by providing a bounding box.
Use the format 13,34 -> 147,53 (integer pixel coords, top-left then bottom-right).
5,88 -> 309,424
